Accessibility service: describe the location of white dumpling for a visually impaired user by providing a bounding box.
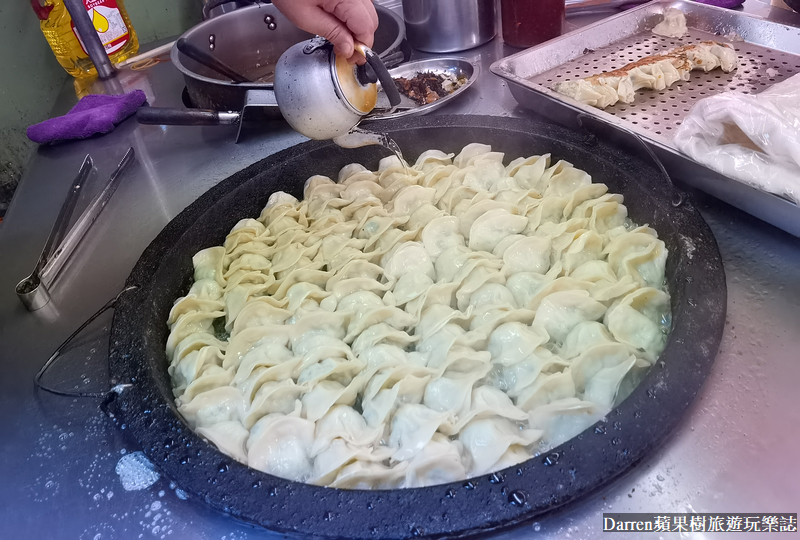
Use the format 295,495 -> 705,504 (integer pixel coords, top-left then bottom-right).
542,161 -> 591,197
453,143 -> 493,168
391,185 -> 436,217
500,349 -> 569,398
296,357 -> 360,387
505,272 -> 550,309
584,355 -> 637,409
423,366 -> 489,414
166,311 -> 224,360
309,439 -> 393,486
193,246 -> 226,284
440,385 -> 528,436
381,242 -> 436,281
308,438 -> 360,486
179,365 -> 234,405
361,382 -> 399,427
560,320 -> 617,360
391,272 -> 435,306
389,404 -> 450,461
489,445 -> 531,473
570,343 -> 636,396
561,231 -> 603,274
172,346 -> 224,392
329,460 -> 408,490
528,397 -> 603,448
533,290 -> 607,344
604,231 -> 667,288
407,203 -> 445,231
178,385 -> 244,429
488,322 -> 550,366
456,199 -> 514,236
301,380 -> 357,422
241,365 -> 301,406
468,209 -> 528,252
247,413 -> 315,481
311,405 -> 380,457
433,245 -> 470,282
350,323 -> 418,357
413,149 -> 455,171
605,287 -> 670,359
459,417 -> 541,475
167,296 -> 225,326
469,283 -> 517,311
516,370 -> 577,412
404,434 -> 467,488
196,420 -> 250,464
491,234 -> 523,258
421,216 -> 465,260
503,236 -> 552,275
231,339 -> 293,385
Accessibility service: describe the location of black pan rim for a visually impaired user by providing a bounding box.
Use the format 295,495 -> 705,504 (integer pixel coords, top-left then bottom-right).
109,114 -> 726,539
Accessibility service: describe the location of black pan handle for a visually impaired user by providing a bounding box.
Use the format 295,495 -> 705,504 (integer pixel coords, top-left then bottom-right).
176,37 -> 251,83
136,107 -> 240,126
357,43 -> 402,108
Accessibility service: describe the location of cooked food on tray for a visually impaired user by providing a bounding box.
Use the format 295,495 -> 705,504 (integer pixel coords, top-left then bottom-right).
552,41 -> 738,109
652,7 -> 688,38
166,144 -> 671,489
394,71 -> 467,105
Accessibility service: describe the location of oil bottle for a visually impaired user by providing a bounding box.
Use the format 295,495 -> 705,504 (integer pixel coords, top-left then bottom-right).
31,0 -> 139,79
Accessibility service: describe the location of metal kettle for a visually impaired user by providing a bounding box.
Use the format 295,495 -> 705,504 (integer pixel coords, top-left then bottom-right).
274,37 -> 402,140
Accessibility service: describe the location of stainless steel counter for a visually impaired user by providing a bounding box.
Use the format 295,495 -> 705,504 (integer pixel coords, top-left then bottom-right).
1,2 -> 799,539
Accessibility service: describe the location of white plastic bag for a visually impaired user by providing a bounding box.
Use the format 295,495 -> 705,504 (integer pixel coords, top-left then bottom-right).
673,73 -> 800,204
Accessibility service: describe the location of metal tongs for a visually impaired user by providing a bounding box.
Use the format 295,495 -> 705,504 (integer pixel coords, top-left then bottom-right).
15,148 -> 135,311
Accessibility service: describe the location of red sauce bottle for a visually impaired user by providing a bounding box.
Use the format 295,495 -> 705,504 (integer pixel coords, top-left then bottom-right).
501,0 -> 566,48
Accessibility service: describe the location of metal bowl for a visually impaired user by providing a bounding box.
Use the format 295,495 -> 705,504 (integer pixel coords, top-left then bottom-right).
109,115 -> 725,539
367,57 -> 480,120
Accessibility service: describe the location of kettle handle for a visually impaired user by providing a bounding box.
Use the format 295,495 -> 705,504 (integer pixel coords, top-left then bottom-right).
356,43 -> 402,108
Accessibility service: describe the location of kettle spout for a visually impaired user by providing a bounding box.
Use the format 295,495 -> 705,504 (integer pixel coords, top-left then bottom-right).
332,127 -> 388,149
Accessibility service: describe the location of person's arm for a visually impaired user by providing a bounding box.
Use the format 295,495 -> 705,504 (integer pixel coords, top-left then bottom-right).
272,0 -> 379,63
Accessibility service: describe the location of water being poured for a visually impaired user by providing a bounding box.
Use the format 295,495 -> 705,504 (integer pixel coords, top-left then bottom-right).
333,127 -> 408,173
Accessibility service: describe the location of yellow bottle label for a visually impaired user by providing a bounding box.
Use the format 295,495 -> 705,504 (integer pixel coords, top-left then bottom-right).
71,0 -> 130,55
36,0 -> 140,79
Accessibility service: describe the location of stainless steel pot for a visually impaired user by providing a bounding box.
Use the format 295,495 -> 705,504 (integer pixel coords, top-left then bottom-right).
172,3 -> 406,111
402,0 -> 496,53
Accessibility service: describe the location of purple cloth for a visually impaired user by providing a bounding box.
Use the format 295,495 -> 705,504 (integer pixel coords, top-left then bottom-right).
690,0 -> 746,9
27,90 -> 146,144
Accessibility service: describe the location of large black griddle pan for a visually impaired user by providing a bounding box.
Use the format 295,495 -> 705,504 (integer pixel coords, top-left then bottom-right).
108,115 -> 726,539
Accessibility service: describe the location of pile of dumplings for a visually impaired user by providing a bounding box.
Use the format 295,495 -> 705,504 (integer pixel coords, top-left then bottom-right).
552,41 -> 738,109
166,144 -> 671,489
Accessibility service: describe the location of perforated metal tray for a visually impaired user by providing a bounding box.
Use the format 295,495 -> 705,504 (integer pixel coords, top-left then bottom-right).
491,0 -> 800,236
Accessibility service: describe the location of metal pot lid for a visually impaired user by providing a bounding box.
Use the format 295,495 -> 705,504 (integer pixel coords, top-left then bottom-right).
333,49 -> 378,115
108,115 -> 726,539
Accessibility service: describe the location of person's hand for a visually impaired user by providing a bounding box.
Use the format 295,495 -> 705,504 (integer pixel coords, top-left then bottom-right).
272,0 -> 379,63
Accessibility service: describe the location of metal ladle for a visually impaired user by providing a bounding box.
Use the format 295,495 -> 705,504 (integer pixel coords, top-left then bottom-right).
16,148 -> 135,311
